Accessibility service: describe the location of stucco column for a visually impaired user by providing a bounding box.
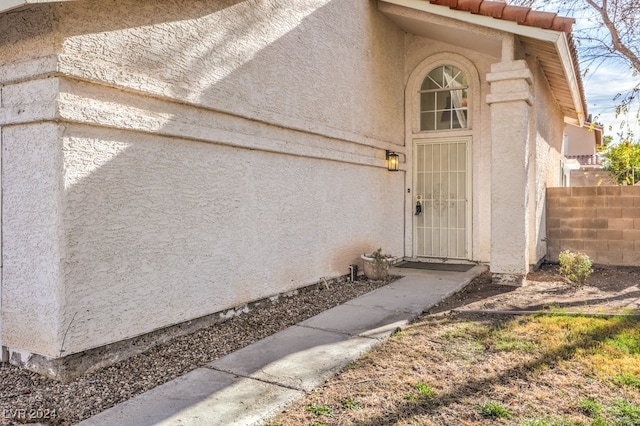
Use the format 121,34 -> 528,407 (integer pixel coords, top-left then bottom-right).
0,77 -> 66,367
486,60 -> 533,286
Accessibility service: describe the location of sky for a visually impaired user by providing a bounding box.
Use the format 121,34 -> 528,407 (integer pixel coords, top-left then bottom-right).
517,1 -> 640,142
581,40 -> 640,141
565,4 -> 640,142
581,61 -> 640,141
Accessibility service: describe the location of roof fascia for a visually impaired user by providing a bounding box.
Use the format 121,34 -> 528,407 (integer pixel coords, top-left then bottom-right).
556,32 -> 586,126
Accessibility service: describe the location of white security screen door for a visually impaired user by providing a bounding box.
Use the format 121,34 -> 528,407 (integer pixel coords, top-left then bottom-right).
414,138 -> 470,259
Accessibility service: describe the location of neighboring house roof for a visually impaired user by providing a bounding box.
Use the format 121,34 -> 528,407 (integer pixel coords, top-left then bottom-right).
380,0 -> 587,126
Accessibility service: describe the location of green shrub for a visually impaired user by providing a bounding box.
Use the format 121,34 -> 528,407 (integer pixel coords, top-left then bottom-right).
558,250 -> 593,285
601,140 -> 640,185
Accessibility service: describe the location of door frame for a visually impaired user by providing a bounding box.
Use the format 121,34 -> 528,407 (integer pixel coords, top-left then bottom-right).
404,53 -> 481,262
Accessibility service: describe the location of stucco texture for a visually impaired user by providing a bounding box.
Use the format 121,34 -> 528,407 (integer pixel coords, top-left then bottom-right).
529,56 -> 565,266
1,0 -> 407,359
60,124 -> 404,353
0,0 -> 575,371
2,123 -> 65,357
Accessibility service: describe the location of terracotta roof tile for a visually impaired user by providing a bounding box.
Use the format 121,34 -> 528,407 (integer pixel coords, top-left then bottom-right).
457,0 -> 482,13
501,5 -> 530,23
428,0 -> 575,32
524,10 -> 559,29
551,16 -> 574,32
478,1 -> 507,18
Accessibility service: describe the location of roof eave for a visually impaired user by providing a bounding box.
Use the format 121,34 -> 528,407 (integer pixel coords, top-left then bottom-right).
379,0 -> 587,125
557,32 -> 587,126
380,0 -> 561,41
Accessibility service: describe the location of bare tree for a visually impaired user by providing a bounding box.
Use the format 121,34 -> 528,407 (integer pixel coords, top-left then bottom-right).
511,0 -> 639,126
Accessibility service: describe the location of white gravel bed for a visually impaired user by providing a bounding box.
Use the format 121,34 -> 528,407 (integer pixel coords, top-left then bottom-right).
0,277 -> 394,425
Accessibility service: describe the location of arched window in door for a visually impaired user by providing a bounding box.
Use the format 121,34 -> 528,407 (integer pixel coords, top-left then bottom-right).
420,65 -> 468,131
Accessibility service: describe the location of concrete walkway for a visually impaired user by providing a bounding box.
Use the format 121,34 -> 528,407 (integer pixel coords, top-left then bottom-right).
78,264 -> 486,426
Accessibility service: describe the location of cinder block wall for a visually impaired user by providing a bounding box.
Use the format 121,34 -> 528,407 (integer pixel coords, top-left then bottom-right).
546,186 -> 640,266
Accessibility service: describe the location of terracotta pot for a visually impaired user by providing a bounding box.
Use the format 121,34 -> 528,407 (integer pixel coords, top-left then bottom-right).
361,254 -> 391,280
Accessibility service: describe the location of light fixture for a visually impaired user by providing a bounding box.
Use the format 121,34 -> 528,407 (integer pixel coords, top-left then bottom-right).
386,150 -> 399,172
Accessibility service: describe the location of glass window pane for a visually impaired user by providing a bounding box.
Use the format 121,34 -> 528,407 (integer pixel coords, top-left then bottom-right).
421,73 -> 439,90
419,65 -> 469,131
421,112 -> 435,130
420,92 -> 436,112
451,90 -> 465,108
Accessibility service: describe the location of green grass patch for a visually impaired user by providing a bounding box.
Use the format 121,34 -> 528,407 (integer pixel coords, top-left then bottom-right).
494,336 -> 537,351
306,403 -> 333,417
491,315 -> 640,379
613,373 -> 640,390
476,401 -> 511,419
442,321 -> 488,340
414,382 -> 436,398
403,393 -> 419,402
579,398 -> 603,417
604,332 -> 640,355
340,397 -> 362,411
523,418 -> 584,426
610,399 -> 640,426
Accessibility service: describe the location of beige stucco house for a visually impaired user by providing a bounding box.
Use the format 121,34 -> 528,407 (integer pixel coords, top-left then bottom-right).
564,120 -> 612,186
0,0 -> 586,380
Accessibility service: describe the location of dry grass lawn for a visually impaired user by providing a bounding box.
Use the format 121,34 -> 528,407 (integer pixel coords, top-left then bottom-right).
269,275 -> 640,425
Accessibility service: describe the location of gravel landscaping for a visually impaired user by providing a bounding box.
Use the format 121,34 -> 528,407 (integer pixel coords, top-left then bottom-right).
0,276 -> 394,425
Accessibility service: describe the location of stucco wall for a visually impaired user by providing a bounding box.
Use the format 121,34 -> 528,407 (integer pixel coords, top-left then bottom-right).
2,122 -> 65,358
0,3 -> 56,64
56,0 -> 404,147
528,57 -> 565,266
1,0 -> 407,361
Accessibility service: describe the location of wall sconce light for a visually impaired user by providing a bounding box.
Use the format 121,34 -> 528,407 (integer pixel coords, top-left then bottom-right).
386,150 -> 399,172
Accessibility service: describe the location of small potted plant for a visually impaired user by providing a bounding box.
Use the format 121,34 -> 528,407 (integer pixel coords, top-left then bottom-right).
361,248 -> 395,280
